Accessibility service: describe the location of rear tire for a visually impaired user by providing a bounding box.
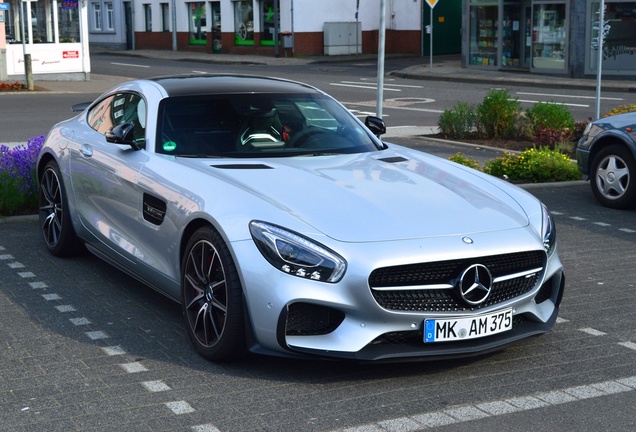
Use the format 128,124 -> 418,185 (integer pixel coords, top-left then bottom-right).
38,161 -> 81,256
590,144 -> 636,209
181,226 -> 246,361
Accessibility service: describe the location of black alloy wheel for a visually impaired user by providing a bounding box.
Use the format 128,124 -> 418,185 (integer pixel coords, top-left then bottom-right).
39,161 -> 80,256
181,226 -> 246,361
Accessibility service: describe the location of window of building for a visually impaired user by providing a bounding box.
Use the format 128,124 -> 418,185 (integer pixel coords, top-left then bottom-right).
92,2 -> 103,31
161,3 -> 170,32
90,1 -> 114,33
144,4 -> 152,32
189,2 -> 206,44
5,0 -> 79,43
468,3 -> 498,67
234,0 -> 254,46
532,2 -> 567,71
59,0 -> 81,42
105,2 -> 114,31
260,0 -> 276,46
588,0 -> 636,74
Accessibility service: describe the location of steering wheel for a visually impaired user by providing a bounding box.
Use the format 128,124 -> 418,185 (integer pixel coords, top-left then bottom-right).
288,125 -> 331,148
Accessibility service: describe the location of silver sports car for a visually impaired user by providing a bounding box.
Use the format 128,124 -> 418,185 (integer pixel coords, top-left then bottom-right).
37,75 -> 564,362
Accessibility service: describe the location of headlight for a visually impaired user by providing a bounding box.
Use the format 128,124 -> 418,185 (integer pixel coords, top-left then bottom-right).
249,221 -> 347,283
541,204 -> 556,256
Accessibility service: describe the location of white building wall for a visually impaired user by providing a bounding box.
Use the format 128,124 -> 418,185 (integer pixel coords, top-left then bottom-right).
129,0 -> 422,35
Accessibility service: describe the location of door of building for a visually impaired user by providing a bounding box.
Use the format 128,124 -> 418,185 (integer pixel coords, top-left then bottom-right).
502,2 -> 521,68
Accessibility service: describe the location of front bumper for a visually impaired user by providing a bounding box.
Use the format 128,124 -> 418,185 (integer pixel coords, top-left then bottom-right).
233,228 -> 565,362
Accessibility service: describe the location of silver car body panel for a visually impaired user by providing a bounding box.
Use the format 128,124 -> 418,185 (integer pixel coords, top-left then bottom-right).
38,75 -> 564,361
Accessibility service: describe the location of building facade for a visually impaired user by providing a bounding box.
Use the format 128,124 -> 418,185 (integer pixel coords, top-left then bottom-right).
98,0 -> 426,56
463,0 -> 636,77
1,0 -> 91,81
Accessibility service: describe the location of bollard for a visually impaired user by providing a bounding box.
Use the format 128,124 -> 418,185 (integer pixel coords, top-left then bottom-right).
24,53 -> 34,91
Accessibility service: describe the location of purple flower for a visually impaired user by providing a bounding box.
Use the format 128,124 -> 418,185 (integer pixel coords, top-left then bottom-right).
0,135 -> 45,215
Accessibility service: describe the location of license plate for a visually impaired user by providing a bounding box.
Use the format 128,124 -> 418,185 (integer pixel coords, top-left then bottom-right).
424,309 -> 513,343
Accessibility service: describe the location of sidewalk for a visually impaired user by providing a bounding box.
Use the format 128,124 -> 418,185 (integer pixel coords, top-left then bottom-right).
33,47 -> 636,94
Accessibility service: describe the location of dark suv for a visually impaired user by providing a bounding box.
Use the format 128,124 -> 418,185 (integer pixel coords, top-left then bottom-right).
577,112 -> 636,209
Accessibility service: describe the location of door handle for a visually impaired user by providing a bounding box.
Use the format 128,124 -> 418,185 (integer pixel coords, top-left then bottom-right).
79,144 -> 93,157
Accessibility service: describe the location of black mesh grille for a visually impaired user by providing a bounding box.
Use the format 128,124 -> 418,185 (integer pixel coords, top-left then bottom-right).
286,303 -> 345,336
369,251 -> 545,312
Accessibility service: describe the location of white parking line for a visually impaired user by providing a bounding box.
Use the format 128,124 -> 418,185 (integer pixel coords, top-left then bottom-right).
165,401 -> 196,415
516,99 -> 589,108
330,83 -> 401,91
85,330 -> 109,340
120,362 -> 149,373
102,346 -> 126,356
579,327 -> 606,336
335,376 -> 636,432
517,92 -> 623,101
143,380 -> 172,392
110,62 -> 150,68
69,317 -> 91,326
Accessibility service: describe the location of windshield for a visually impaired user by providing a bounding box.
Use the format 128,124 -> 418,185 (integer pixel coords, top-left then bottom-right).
155,93 -> 382,157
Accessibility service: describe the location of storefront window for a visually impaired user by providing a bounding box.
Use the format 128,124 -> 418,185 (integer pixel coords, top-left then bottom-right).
532,3 -> 566,70
469,4 -> 498,67
32,0 -> 53,43
589,1 -> 636,73
189,2 -> 206,45
6,0 -> 80,43
59,0 -> 80,42
260,0 -> 276,46
234,0 -> 254,46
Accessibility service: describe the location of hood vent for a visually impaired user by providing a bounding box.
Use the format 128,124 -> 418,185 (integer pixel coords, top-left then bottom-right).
211,164 -> 273,170
378,156 -> 408,163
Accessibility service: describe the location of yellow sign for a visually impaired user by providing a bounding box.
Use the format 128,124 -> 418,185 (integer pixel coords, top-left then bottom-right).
425,0 -> 438,8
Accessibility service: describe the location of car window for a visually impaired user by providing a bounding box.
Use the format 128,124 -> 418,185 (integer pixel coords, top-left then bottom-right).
156,93 -> 380,158
87,93 -> 147,146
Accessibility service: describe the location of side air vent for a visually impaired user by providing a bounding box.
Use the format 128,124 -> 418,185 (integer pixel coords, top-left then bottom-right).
378,156 -> 408,163
143,193 -> 167,226
211,164 -> 273,170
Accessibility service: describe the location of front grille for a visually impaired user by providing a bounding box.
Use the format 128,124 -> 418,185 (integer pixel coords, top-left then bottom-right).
369,251 -> 545,312
285,303 -> 345,336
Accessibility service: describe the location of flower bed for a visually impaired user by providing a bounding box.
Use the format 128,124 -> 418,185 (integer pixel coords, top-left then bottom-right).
0,135 -> 45,216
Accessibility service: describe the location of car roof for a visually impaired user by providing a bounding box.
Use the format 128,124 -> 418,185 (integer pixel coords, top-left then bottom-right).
147,74 -> 322,98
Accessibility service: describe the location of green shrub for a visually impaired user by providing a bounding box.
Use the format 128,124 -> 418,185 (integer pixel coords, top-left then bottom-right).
476,89 -> 520,139
448,152 -> 480,170
483,147 -> 580,183
603,104 -> 636,117
525,101 -> 575,133
438,102 -> 477,139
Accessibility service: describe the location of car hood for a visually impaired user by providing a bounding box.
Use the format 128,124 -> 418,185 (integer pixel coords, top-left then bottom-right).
190,150 -> 530,242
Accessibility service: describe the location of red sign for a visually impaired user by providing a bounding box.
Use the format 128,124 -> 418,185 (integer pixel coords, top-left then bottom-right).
63,51 -> 79,59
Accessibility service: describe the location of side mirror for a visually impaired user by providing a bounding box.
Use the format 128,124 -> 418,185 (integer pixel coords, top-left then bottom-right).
105,122 -> 140,150
365,116 -> 386,138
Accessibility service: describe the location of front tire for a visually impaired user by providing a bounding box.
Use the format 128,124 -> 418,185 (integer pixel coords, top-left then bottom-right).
590,144 -> 636,209
38,161 -> 80,256
181,226 -> 246,361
